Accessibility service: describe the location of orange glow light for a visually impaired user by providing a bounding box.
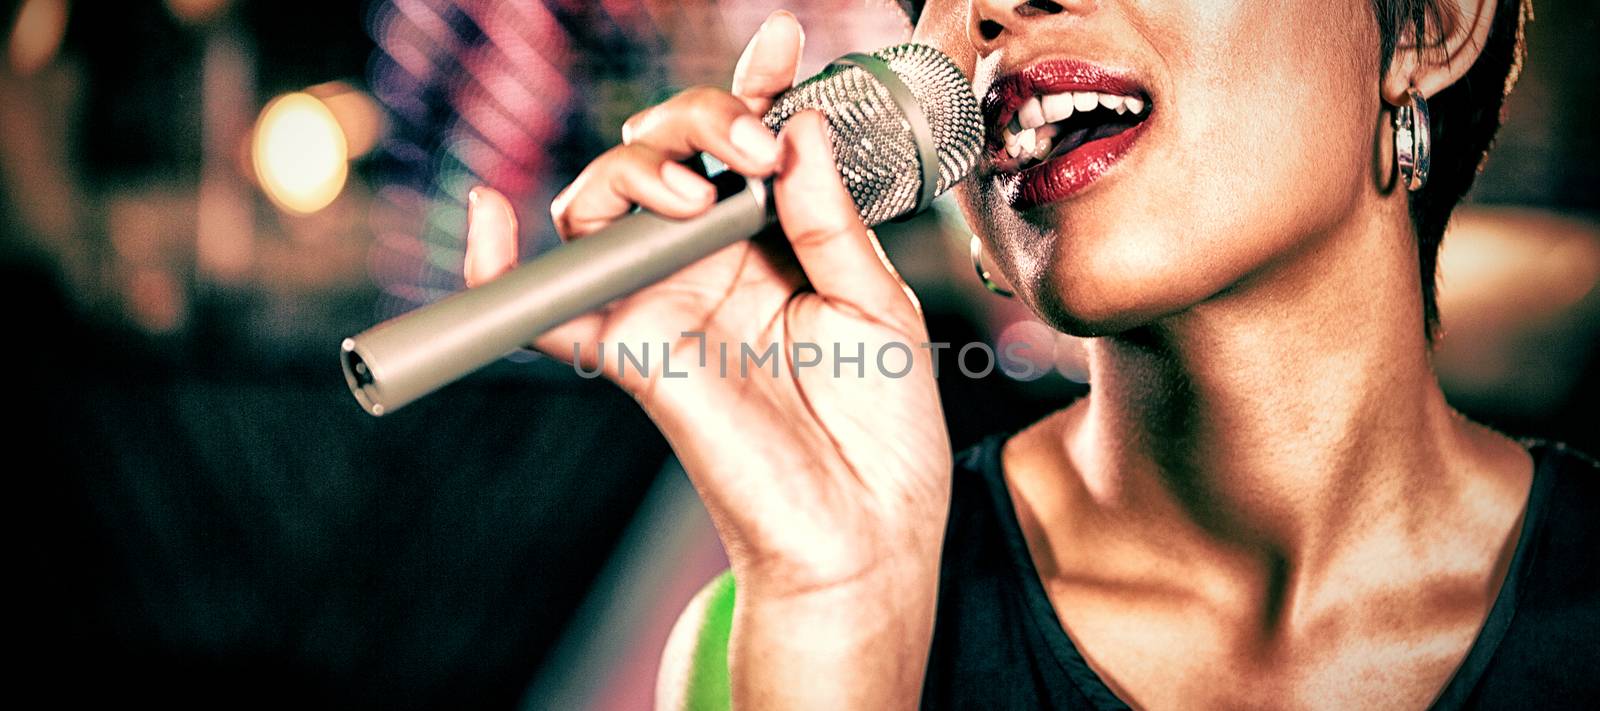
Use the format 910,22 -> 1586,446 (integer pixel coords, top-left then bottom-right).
252,92 -> 350,215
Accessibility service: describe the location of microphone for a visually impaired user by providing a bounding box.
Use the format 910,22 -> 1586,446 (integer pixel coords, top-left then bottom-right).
340,43 -> 984,416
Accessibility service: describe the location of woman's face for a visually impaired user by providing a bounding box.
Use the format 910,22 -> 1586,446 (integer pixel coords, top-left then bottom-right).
914,0 -> 1387,335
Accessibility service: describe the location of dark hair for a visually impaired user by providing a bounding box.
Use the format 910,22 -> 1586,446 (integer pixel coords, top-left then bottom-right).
1377,0 -> 1529,338
899,0 -> 1529,339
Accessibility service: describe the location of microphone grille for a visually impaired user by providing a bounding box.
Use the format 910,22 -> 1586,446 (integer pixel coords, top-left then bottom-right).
763,44 -> 983,227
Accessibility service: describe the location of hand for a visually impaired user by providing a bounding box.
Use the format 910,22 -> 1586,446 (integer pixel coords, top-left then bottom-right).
466,12 -> 952,707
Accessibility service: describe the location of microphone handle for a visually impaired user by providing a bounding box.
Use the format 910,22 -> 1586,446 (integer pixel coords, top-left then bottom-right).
342,170 -> 771,416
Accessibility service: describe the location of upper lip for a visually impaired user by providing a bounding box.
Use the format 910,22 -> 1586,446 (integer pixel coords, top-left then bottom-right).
981,59 -> 1152,156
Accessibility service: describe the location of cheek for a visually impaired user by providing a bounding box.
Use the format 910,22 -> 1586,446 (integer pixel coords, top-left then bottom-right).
913,3 -> 977,74
1167,0 -> 1380,234
969,1 -> 1383,334
934,1 -> 1388,334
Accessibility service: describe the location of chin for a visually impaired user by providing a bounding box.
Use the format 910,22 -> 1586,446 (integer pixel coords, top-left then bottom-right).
1022,267 -> 1195,338
980,210 -> 1223,337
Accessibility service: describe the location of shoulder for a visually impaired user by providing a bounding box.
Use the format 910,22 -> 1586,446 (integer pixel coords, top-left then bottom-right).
945,431 -> 1014,551
1527,440 -> 1599,540
1468,442 -> 1600,705
657,570 -> 735,711
1532,440 -> 1600,481
944,410 -> 1082,570
950,406 -> 1076,507
1520,441 -> 1599,589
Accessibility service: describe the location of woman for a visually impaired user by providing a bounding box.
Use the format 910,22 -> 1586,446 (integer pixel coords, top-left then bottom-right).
464,0 -> 1597,708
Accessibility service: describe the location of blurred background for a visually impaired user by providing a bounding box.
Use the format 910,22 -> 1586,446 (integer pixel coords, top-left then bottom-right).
5,0 -> 1595,708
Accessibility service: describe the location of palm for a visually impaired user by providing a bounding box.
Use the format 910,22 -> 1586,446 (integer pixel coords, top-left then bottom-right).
462,12 -> 953,595
531,232 -> 950,580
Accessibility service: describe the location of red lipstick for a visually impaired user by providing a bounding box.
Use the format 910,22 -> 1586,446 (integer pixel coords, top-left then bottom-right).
982,60 -> 1152,210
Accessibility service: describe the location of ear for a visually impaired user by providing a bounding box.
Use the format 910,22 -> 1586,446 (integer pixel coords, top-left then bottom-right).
1381,0 -> 1499,105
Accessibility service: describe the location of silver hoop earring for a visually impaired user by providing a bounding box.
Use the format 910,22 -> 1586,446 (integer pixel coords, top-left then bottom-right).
1393,87 -> 1431,192
970,236 -> 1014,298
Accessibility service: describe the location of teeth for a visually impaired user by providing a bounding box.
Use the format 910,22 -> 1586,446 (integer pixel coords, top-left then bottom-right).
1041,93 -> 1075,123
1031,124 -> 1058,159
999,91 -> 1149,164
1018,97 -> 1046,130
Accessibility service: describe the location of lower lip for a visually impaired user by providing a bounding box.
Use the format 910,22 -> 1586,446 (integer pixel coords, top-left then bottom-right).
1000,119 -> 1149,211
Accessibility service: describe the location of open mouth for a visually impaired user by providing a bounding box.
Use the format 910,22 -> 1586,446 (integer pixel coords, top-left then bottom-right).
991,90 -> 1148,172
982,61 -> 1153,209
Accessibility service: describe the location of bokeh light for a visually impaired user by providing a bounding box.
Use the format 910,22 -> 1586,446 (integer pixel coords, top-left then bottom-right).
252,92 -> 349,215
996,320 -> 1057,382
164,0 -> 231,25
1053,333 -> 1091,384
309,81 -> 386,159
7,0 -> 69,77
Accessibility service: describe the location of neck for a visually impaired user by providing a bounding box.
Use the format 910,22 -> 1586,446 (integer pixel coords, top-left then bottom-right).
1067,206 -> 1458,566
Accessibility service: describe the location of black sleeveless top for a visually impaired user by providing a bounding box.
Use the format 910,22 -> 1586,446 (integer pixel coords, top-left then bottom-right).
921,437 -> 1600,709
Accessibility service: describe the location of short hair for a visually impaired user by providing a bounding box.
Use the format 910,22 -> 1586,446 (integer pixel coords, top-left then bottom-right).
1379,0 -> 1529,338
900,0 -> 1530,339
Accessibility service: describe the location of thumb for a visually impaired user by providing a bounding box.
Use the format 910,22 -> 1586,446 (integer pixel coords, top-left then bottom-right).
772,110 -> 921,329
731,10 -> 804,113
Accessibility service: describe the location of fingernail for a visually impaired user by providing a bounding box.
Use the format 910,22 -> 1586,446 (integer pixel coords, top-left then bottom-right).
749,10 -> 789,52
767,10 -> 803,49
660,162 -> 712,203
734,15 -> 775,86
763,10 -> 802,39
730,114 -> 780,166
466,188 -> 484,236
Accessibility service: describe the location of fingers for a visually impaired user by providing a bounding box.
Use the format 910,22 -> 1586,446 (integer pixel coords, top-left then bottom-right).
731,10 -> 804,114
552,11 -> 802,244
465,185 -> 603,362
550,144 -> 717,239
465,186 -> 518,288
771,111 -> 919,324
621,87 -> 781,178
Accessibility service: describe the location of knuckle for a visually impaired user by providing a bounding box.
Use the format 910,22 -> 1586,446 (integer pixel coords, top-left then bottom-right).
617,142 -> 661,166
677,84 -> 724,104
552,162 -> 610,232
676,85 -> 737,123
610,145 -> 662,186
551,145 -> 665,239
549,189 -> 575,235
626,87 -> 744,148
587,145 -> 649,184
620,106 -> 654,144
